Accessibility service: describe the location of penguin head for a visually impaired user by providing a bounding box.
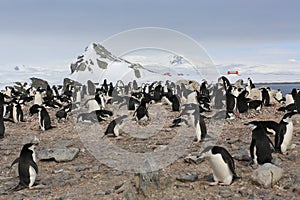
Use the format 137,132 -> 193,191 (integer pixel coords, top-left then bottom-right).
282,111 -> 297,122
22,143 -> 37,153
199,146 -> 214,159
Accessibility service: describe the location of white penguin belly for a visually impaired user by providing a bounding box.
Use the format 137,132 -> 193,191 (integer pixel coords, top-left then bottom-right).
29,166 -> 37,187
281,122 -> 293,153
209,154 -> 233,184
13,106 -> 18,123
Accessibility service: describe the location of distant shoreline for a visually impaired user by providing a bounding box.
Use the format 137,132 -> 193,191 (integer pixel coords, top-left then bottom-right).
255,82 -> 300,85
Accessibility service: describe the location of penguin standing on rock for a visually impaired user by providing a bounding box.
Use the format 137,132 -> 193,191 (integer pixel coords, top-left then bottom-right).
200,146 -> 239,186
275,111 -> 297,154
0,93 -> 5,139
11,143 -> 38,191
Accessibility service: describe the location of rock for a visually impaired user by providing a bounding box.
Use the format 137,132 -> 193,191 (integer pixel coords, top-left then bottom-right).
226,138 -> 239,144
233,148 -> 251,161
176,173 -> 198,182
0,188 -> 7,195
219,188 -> 233,198
123,189 -> 137,200
134,171 -> 160,197
30,77 -> 48,89
38,147 -> 79,162
251,163 -> 284,188
184,154 -> 205,164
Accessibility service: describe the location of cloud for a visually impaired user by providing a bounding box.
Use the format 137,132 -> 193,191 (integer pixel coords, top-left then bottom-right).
288,58 -> 300,63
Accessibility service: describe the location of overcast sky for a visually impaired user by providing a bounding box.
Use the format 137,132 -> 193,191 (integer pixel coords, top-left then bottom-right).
0,0 -> 300,71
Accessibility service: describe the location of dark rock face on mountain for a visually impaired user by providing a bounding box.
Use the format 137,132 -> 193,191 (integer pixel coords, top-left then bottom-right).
70,43 -> 124,74
30,77 -> 49,89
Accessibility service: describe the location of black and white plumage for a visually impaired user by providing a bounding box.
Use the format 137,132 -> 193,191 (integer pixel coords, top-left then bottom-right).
133,98 -> 150,121
200,146 -> 238,186
11,143 -> 38,191
11,102 -> 25,123
180,104 -> 207,142
260,88 -> 271,106
291,88 -> 300,113
104,115 -> 128,137
247,121 -> 273,165
258,120 -> 280,135
275,111 -> 297,154
237,90 -> 249,113
38,106 -> 52,131
247,100 -> 263,111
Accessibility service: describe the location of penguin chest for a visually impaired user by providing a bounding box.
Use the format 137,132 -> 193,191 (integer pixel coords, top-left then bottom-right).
208,154 -> 233,184
34,94 -> 43,105
29,165 -> 37,187
281,122 -> 293,153
12,106 -> 18,122
195,122 -> 202,142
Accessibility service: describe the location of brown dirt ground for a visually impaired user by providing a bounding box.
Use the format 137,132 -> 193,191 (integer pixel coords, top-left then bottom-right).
0,99 -> 299,200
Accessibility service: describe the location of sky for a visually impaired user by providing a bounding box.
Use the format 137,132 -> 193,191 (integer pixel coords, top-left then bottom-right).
0,0 -> 300,78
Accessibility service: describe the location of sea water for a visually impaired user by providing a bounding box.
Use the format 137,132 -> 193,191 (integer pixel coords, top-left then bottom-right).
256,83 -> 300,95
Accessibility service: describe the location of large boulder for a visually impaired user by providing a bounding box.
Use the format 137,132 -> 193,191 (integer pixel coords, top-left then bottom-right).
30,77 -> 49,89
251,163 -> 284,188
38,147 -> 79,162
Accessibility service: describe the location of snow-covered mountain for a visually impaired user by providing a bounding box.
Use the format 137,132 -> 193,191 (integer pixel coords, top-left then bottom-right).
69,43 -> 166,84
69,43 -> 210,84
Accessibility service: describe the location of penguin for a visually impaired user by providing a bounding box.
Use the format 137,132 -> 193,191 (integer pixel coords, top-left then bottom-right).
291,88 -> 300,113
103,115 -> 128,137
55,109 -> 68,122
95,92 -> 106,110
246,77 -> 255,92
33,90 -> 43,105
133,98 -> 150,121
38,106 -> 52,131
11,143 -> 38,191
275,111 -> 297,154
260,88 -> 271,106
247,100 -> 263,111
236,90 -> 249,113
11,101 -> 25,123
171,94 -> 180,111
180,104 -> 207,143
29,104 -> 41,116
225,86 -> 237,119
0,93 -> 5,139
200,146 -> 238,186
247,121 -> 273,165
258,120 -> 280,135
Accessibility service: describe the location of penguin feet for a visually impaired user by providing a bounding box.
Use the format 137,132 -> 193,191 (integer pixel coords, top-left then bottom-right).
209,181 -> 219,186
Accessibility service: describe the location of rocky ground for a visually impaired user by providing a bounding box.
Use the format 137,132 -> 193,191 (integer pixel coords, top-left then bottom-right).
0,98 -> 300,200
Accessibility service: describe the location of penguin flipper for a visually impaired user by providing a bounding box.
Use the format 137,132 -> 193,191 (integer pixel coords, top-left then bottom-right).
30,160 -> 38,174
10,157 -> 19,168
